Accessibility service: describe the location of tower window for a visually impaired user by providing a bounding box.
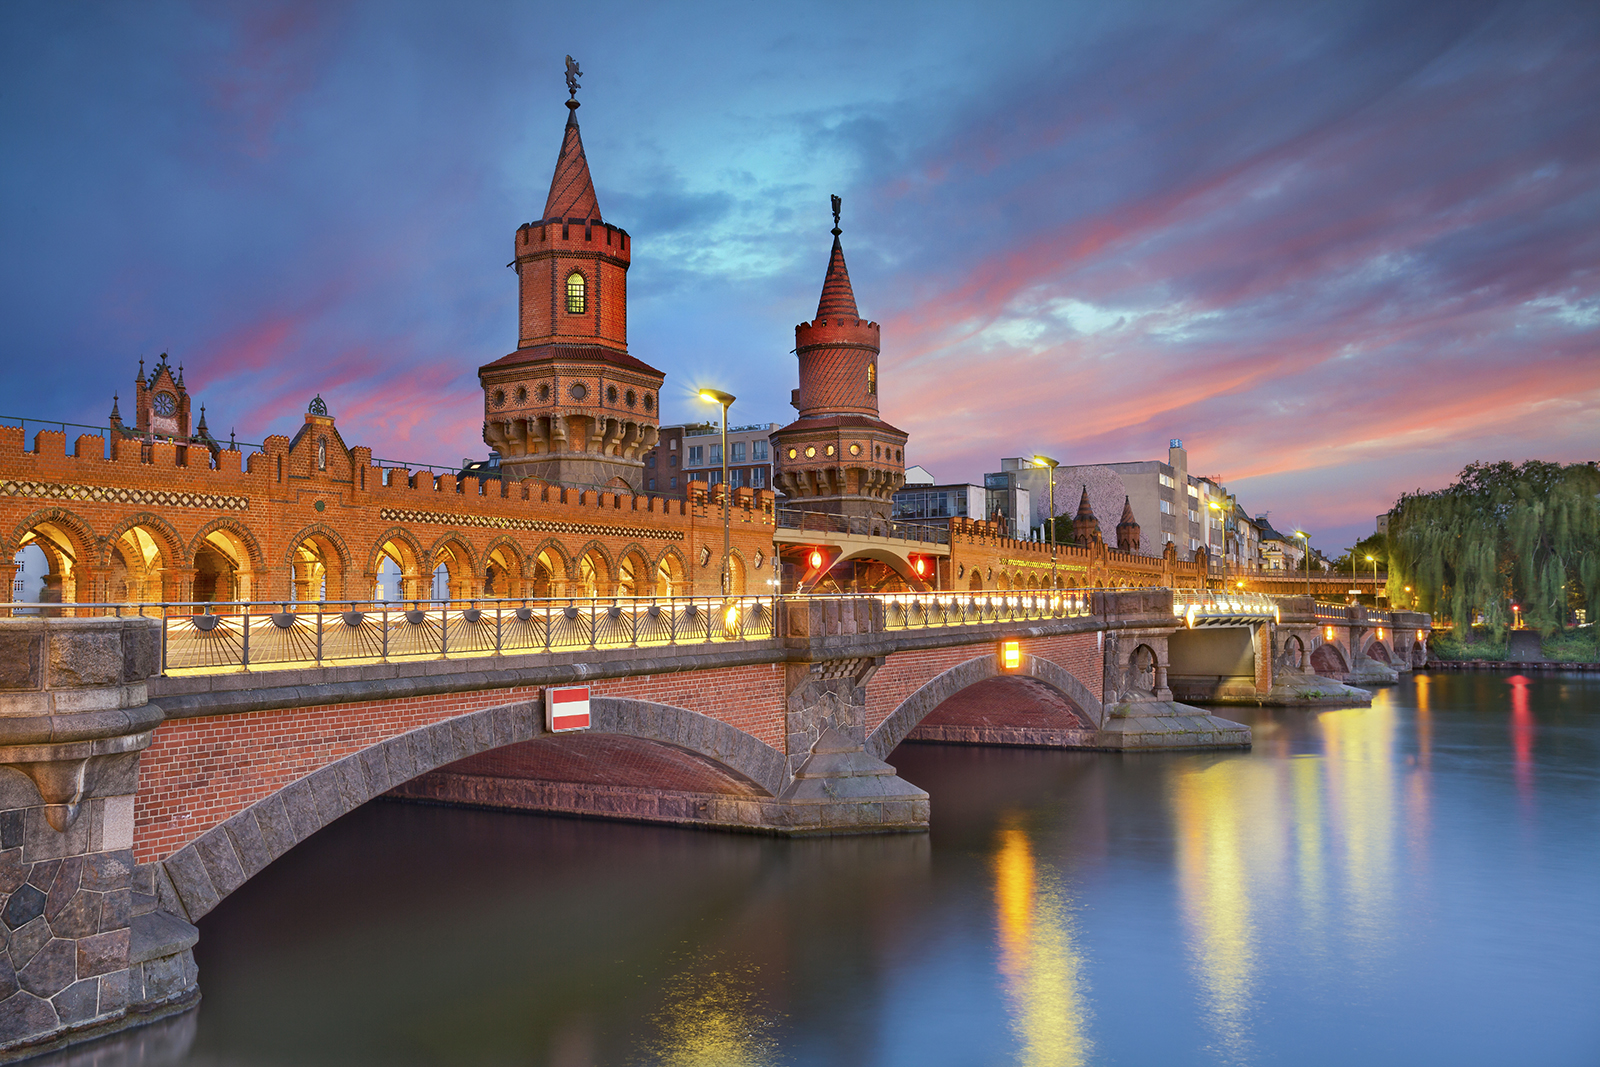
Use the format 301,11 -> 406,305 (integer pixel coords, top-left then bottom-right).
566,272 -> 586,314
868,362 -> 876,395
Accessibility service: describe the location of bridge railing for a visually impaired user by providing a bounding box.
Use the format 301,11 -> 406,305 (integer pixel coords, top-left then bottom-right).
0,596 -> 783,674
1171,590 -> 1280,624
802,590 -> 1098,634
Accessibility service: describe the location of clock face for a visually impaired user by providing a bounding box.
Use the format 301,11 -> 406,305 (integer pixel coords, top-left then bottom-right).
153,392 -> 177,417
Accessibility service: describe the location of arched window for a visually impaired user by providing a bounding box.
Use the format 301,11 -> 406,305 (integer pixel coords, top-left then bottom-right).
566,272 -> 586,314
867,362 -> 876,395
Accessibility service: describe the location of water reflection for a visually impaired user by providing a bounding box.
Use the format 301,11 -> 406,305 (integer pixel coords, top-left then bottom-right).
1320,705 -> 1398,955
633,951 -> 782,1067
1508,674 -> 1535,806
1171,764 -> 1262,1064
992,823 -> 1093,1067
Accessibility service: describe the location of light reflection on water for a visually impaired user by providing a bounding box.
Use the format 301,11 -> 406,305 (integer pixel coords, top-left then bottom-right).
38,672 -> 1600,1066
992,824 -> 1093,1067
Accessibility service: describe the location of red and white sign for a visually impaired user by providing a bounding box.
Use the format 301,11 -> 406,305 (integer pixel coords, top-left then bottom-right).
545,686 -> 591,732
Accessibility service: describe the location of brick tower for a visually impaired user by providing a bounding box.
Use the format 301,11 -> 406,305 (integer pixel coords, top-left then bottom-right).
1072,485 -> 1102,545
480,65 -> 663,490
770,198 -> 907,530
1116,496 -> 1141,552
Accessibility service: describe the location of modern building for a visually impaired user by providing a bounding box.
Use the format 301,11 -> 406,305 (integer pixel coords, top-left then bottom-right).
892,482 -> 987,526
647,421 -> 778,496
980,469 -> 1033,540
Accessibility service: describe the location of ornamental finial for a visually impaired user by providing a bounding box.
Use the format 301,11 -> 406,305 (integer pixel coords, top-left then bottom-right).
830,194 -> 842,237
308,394 -> 329,417
565,55 -> 583,99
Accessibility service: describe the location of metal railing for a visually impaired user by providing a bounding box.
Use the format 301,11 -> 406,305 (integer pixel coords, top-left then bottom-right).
1172,590 -> 1280,623
2,590 -> 1106,675
776,509 -> 950,545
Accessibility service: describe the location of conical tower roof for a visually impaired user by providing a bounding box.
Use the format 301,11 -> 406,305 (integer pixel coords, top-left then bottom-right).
1075,485 -> 1096,521
1119,495 -> 1137,526
815,235 -> 860,320
543,106 -> 601,221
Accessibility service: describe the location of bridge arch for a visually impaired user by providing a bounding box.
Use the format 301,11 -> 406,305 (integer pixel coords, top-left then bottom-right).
153,695 -> 786,924
867,652 -> 1102,760
188,519 -> 265,602
103,512 -> 188,603
481,536 -> 524,598
284,524 -> 352,602
1363,637 -> 1393,665
1310,641 -> 1347,674
1280,633 -> 1306,671
368,527 -> 426,600
652,546 -> 688,596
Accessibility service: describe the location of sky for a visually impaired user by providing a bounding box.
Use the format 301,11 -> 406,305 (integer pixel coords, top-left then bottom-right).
2,0 -> 1596,554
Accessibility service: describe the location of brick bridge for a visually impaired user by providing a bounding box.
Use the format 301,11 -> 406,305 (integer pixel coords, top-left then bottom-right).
0,589 -> 1429,1053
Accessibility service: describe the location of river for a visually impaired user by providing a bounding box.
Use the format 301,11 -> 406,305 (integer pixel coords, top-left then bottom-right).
50,672 -> 1600,1065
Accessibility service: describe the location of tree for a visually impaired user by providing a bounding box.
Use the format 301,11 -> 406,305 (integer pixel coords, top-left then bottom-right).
1388,461 -> 1600,637
1332,531 -> 1389,576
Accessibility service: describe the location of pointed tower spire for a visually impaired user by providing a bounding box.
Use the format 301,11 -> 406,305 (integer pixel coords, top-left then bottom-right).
815,194 -> 859,321
1116,495 -> 1141,552
543,56 -> 600,221
109,394 -> 121,426
1073,485 -> 1102,545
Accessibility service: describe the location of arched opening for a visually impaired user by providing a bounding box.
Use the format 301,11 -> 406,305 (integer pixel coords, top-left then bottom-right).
1130,644 -> 1157,694
997,572 -> 1012,591
375,555 -> 404,602
290,533 -> 344,604
911,675 -> 1094,742
433,540 -> 474,602
578,550 -> 608,598
531,548 -> 563,598
617,550 -> 650,598
192,528 -> 253,603
1411,640 -> 1426,668
371,535 -> 423,603
565,271 -> 587,314
484,543 -> 522,598
1310,642 -> 1347,675
1281,634 -> 1305,671
654,551 -> 684,597
11,542 -> 49,608
968,570 -> 983,591
1366,640 -> 1392,665
110,526 -> 169,604
724,553 -> 746,596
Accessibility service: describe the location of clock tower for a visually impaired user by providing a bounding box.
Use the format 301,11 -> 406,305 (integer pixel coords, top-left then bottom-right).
480,65 -> 664,491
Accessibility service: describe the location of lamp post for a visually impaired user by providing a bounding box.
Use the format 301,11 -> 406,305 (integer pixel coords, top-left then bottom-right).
1032,455 -> 1059,591
1365,554 -> 1379,603
1207,499 -> 1228,591
1295,530 -> 1311,599
698,389 -> 736,595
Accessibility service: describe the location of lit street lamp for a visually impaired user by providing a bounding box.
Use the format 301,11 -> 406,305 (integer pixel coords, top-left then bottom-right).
1365,553 -> 1379,602
698,388 -> 736,595
1207,499 -> 1229,591
1295,530 -> 1311,598
1032,455 -> 1059,591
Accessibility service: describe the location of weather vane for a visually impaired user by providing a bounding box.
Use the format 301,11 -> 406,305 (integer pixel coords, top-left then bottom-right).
565,55 -> 583,99
830,194 -> 842,236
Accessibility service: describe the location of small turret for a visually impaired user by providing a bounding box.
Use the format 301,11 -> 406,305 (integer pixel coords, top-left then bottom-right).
1116,495 -> 1141,552
1072,485 -> 1102,545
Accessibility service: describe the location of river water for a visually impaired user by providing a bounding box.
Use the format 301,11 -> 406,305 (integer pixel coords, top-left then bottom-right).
67,672 -> 1600,1066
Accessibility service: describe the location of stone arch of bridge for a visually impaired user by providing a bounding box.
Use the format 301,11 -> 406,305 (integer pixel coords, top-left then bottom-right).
151,695 -> 785,924
803,546 -> 929,595
867,652 -> 1102,760
1310,640 -> 1348,674
1363,636 -> 1393,665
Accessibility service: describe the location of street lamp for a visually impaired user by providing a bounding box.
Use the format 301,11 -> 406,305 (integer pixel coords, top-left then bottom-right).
1207,499 -> 1228,590
1032,455 -> 1059,591
1365,554 -> 1379,602
698,389 -> 736,595
1294,530 -> 1311,598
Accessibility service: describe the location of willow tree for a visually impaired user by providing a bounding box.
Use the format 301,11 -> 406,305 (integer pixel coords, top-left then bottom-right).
1388,461 -> 1600,637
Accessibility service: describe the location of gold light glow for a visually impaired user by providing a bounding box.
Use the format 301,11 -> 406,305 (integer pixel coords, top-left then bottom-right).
993,826 -> 1093,1066
1000,639 -> 1022,670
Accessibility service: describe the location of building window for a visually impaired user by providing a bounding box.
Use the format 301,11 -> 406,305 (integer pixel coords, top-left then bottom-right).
868,362 -> 877,394
1188,509 -> 1199,523
669,438 -> 677,450
670,476 -> 677,488
1159,474 -> 1174,489
566,272 -> 586,314
669,455 -> 677,468
708,470 -> 722,486
751,467 -> 766,488
731,441 -> 746,462
1188,484 -> 1198,497
688,445 -> 704,467
317,436 -> 327,471
728,468 -> 742,488
648,478 -> 656,490
753,440 -> 768,461
710,444 -> 722,465
646,454 -> 656,469
1159,500 -> 1171,514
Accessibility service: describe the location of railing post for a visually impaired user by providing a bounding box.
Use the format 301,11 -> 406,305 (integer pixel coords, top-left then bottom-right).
315,607 -> 323,667
495,604 -> 503,655
440,601 -> 449,659
381,605 -> 389,661
241,608 -> 250,670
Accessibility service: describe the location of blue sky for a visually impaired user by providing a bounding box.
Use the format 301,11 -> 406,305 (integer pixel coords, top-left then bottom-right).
3,0 -> 1596,552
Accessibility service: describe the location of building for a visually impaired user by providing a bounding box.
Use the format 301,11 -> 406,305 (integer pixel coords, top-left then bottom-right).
645,421 -> 778,497
892,482 -> 987,526
769,201 -> 907,531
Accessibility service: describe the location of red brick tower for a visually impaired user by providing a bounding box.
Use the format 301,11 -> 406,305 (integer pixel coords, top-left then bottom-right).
1116,496 -> 1141,552
480,65 -> 663,491
770,198 -> 907,531
126,354 -> 191,440
1072,485 -> 1102,545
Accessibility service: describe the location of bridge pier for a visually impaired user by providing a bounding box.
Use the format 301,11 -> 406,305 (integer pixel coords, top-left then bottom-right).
0,618 -> 198,1058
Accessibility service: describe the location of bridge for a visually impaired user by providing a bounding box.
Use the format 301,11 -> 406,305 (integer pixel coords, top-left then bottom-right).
0,586 -> 1430,1054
